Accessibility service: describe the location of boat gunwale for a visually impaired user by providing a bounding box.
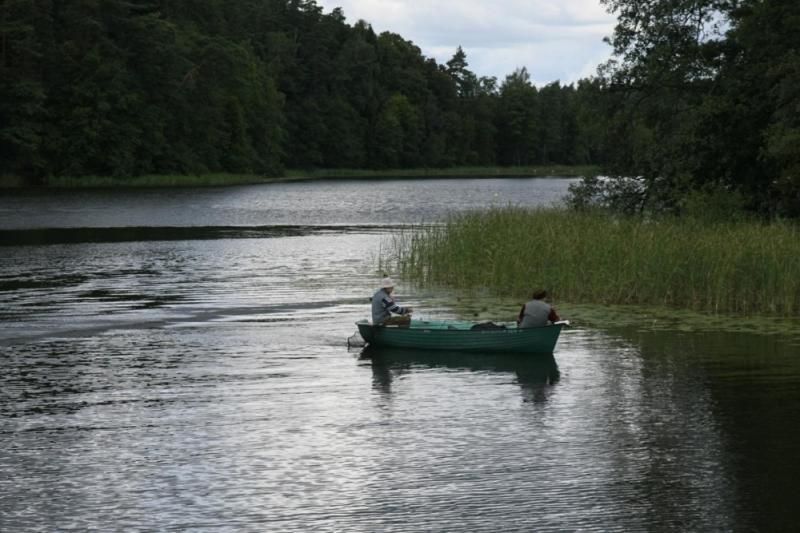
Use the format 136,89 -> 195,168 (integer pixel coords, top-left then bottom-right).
355,319 -> 561,334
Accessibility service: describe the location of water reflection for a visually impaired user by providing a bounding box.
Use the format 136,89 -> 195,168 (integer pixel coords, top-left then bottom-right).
0,224 -> 389,246
360,346 -> 560,403
0,177 -> 576,229
606,326 -> 800,531
4,179 -> 800,530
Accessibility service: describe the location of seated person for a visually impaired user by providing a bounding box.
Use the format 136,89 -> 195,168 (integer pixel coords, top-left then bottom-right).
372,277 -> 413,326
517,289 -> 561,328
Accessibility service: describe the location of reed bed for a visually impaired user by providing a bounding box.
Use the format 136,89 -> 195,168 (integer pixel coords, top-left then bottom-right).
383,207 -> 800,316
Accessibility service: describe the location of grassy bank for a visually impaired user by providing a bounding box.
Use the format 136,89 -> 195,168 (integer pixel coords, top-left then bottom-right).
383,207 -> 800,317
285,165 -> 599,180
1,165 -> 597,188
0,173 -> 291,188
40,173 -> 289,188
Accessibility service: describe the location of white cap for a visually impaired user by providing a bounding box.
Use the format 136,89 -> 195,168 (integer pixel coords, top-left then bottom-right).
380,277 -> 395,289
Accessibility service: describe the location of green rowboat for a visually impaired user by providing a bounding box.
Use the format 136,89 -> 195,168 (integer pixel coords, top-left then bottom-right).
356,319 -> 565,353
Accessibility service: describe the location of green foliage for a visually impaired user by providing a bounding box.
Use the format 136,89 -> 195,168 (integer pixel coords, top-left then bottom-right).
5,0 -> 798,208
0,0 -> 50,178
578,0 -> 800,218
1,0 -> 609,182
387,207 -> 800,316
566,176 -> 648,215
679,187 -> 751,223
8,0 -> 794,215
496,68 -> 538,166
494,71 -> 588,167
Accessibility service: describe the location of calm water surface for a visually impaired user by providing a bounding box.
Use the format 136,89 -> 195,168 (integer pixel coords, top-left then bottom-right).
2,178 -> 799,531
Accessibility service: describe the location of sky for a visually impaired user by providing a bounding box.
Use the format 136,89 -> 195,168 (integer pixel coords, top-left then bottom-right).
314,0 -> 618,86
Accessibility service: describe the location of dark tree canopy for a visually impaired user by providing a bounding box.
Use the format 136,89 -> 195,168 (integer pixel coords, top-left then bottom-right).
570,0 -> 800,218
2,0 -> 796,219
0,0 -> 603,182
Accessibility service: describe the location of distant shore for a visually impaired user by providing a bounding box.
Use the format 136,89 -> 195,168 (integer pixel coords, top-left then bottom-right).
0,165 -> 599,189
283,165 -> 599,180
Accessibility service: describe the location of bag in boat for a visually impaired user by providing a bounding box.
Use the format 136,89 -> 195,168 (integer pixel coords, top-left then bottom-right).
470,322 -> 507,331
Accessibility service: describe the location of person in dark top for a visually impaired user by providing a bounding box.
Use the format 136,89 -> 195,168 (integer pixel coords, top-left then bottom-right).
371,277 -> 413,326
517,290 -> 561,328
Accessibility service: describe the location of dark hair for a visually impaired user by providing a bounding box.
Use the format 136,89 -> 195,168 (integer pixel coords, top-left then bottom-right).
532,290 -> 548,300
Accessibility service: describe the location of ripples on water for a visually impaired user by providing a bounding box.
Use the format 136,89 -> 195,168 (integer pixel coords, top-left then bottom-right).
2,180 -> 800,531
0,178 -> 574,230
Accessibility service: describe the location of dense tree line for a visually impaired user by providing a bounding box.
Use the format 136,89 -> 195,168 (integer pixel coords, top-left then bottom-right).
569,0 -> 800,218
0,0 -> 605,181
2,0 -> 797,219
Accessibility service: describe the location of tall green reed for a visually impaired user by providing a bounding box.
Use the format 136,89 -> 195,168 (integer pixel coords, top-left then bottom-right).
385,207 -> 800,316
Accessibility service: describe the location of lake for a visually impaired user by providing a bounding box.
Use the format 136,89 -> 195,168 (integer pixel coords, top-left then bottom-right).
2,178 -> 800,531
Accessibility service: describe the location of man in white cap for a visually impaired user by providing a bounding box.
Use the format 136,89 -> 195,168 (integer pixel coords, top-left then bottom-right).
371,277 -> 413,326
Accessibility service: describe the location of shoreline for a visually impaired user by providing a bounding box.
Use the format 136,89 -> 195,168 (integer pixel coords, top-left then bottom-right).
0,165 -> 599,189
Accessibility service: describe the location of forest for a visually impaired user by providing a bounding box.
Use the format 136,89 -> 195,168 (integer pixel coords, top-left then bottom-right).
1,0 -> 798,217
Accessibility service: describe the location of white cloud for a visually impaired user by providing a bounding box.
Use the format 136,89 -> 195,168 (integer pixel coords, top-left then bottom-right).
316,0 -> 616,84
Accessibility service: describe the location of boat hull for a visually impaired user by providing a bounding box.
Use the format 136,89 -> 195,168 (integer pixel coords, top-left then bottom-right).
356,320 -> 563,354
